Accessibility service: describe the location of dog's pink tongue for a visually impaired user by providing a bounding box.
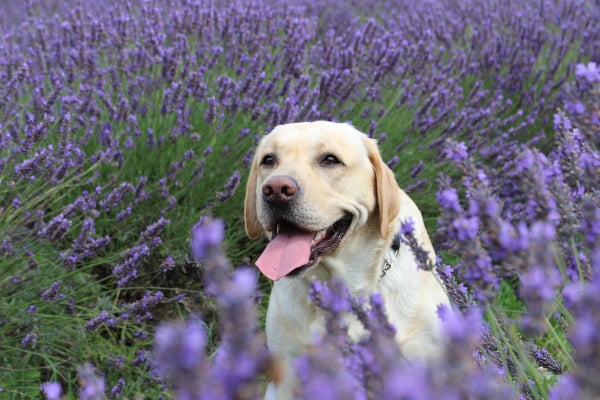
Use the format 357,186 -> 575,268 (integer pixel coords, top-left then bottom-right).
255,223 -> 313,281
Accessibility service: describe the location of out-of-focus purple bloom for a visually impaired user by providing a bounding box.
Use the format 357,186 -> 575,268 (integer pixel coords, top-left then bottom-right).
581,200 -> 600,269
40,382 -> 62,400
154,317 -> 206,376
550,375 -> 581,399
553,112 -> 572,131
132,350 -> 149,367
154,228 -> 269,399
410,160 -> 425,179
110,356 -> 125,370
386,154 -> 399,169
190,217 -> 225,260
564,100 -> 586,115
160,255 -> 176,272
20,332 -> 37,347
437,187 -> 461,213
451,216 -> 479,241
575,62 -> 600,84
445,140 -> 469,163
555,273 -> 600,398
309,279 -> 352,314
77,364 -> 105,400
295,348 -> 365,400
520,265 -> 561,334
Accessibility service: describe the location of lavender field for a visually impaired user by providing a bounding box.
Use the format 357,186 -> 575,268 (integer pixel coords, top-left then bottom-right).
1,0 -> 600,398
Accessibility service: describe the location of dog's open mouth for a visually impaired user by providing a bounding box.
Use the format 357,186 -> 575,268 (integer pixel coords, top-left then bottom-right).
255,214 -> 352,281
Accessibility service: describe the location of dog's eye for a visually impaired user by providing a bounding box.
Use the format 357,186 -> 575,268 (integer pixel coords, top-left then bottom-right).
320,154 -> 343,166
260,154 -> 276,167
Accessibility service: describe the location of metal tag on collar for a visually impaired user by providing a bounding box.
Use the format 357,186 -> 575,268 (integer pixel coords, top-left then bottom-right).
380,233 -> 401,278
380,247 -> 399,278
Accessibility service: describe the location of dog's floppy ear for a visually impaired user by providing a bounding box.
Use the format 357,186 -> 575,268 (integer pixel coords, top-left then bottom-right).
363,137 -> 401,238
244,155 -> 263,239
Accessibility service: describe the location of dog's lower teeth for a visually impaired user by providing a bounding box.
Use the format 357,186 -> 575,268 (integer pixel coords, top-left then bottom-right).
312,230 -> 327,244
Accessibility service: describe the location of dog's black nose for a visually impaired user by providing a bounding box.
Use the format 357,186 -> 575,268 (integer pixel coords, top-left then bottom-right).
262,175 -> 299,205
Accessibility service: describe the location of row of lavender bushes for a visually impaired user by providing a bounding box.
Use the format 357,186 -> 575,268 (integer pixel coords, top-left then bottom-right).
0,0 -> 599,398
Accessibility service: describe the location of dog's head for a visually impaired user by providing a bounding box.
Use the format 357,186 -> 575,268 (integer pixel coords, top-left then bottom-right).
244,121 -> 400,280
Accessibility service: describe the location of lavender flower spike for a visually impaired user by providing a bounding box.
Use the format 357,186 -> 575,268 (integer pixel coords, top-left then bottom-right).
40,382 -> 62,400
153,318 -> 207,397
77,364 -> 105,400
190,217 -> 225,260
575,62 -> 600,84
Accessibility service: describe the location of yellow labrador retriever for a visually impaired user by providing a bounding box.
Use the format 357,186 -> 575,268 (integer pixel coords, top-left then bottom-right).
244,121 -> 450,399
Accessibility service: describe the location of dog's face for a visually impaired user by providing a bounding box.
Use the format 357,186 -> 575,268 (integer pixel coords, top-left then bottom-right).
244,121 -> 400,281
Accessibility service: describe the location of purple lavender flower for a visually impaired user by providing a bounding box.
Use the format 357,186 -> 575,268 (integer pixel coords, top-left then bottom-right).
309,279 -> 352,314
575,62 -> 600,84
122,291 -> 164,322
437,187 -> 461,213
160,255 -> 176,272
150,215 -> 271,398
40,382 -> 62,400
451,216 -> 480,241
581,200 -> 600,269
77,364 -> 105,400
386,155 -> 399,169
564,100 -> 586,115
86,310 -> 111,331
190,217 -> 225,260
38,214 -> 72,241
20,332 -> 38,347
556,273 -> 600,398
295,348 -> 364,400
110,378 -> 125,399
109,355 -> 125,370
520,262 -> 561,335
62,218 -> 110,268
153,318 -> 206,377
216,171 -> 241,201
400,218 -> 415,236
41,281 -> 65,302
111,217 -> 169,286
444,140 -> 469,163
99,182 -> 134,212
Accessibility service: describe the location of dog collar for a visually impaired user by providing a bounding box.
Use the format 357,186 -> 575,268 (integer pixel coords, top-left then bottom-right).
380,233 -> 401,278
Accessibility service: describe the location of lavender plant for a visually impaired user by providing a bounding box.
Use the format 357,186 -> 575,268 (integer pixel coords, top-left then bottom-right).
1,0 -> 599,397
153,217 -> 270,399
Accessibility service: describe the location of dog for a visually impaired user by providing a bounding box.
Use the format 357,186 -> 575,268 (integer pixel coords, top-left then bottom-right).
244,121 -> 450,399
